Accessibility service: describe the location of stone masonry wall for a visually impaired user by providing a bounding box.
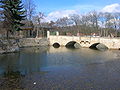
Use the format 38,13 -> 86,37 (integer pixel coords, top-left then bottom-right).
49,35 -> 120,49
19,38 -> 49,47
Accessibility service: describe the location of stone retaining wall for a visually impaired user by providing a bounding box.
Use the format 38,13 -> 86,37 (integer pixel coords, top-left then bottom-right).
19,38 -> 49,47
0,38 -> 49,54
0,39 -> 19,54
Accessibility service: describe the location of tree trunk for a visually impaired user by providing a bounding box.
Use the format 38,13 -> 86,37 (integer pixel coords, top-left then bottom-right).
6,30 -> 9,39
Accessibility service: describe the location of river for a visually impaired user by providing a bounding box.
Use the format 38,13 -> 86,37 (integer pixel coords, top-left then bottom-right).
0,46 -> 120,90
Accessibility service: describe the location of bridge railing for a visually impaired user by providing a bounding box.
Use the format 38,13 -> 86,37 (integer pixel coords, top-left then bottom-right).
47,31 -> 120,39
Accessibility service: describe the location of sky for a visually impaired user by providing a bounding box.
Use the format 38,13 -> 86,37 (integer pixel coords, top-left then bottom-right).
34,0 -> 120,22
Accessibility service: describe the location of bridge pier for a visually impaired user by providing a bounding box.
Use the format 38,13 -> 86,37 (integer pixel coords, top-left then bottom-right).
56,31 -> 59,36
47,31 -> 50,39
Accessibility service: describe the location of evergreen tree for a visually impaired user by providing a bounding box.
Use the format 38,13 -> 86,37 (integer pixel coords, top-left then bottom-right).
0,0 -> 25,38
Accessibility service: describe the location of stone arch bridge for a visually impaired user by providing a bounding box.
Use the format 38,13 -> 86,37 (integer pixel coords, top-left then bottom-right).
47,31 -> 120,49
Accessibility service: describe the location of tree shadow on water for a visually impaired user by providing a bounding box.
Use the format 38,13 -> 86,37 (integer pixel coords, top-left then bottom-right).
0,66 -> 25,90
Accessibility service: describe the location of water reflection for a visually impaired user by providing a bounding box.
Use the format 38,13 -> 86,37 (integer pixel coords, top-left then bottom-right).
46,47 -> 120,67
0,46 -> 120,75
0,53 -> 20,75
19,47 -> 47,75
0,46 -> 120,89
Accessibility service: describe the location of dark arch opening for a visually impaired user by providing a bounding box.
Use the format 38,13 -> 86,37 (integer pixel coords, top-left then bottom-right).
65,41 -> 81,49
86,41 -> 90,44
80,41 -> 84,44
89,43 -> 108,51
53,43 -> 60,48
89,43 -> 100,50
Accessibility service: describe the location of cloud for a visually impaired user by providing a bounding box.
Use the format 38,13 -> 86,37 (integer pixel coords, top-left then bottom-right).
43,10 -> 78,22
42,3 -> 120,22
101,3 -> 120,13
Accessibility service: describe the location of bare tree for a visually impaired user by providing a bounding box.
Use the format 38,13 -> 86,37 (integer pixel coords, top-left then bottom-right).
112,13 -> 120,37
49,21 -> 55,27
70,14 -> 81,26
69,14 -> 81,34
32,12 -> 45,37
104,13 -> 114,37
23,0 -> 36,21
56,17 -> 70,27
33,12 -> 45,25
98,12 -> 106,37
88,11 -> 99,30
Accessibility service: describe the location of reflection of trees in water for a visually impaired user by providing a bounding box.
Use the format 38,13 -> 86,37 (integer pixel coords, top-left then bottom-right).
0,53 -> 20,76
0,47 -> 49,89
21,46 -> 49,54
19,46 -> 48,75
0,66 -> 25,89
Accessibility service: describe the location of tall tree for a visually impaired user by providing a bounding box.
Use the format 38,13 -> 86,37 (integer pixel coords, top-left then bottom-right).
70,14 -> 81,26
56,17 -> 70,27
33,12 -> 45,25
23,0 -> 36,21
69,14 -> 80,34
88,11 -> 99,30
112,13 -> 120,37
32,12 -> 45,37
0,0 -> 25,38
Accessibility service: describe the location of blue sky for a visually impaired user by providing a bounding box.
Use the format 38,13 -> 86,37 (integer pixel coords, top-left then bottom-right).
33,0 -> 120,22
35,0 -> 120,13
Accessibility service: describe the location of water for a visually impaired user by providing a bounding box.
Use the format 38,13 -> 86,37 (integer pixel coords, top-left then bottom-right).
0,46 -> 120,89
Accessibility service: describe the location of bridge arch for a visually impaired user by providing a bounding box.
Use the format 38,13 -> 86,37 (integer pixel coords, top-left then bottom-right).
53,42 -> 60,48
65,41 -> 81,48
89,43 -> 108,50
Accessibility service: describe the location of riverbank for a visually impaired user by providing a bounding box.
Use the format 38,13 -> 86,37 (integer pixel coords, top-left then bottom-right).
0,38 -> 49,54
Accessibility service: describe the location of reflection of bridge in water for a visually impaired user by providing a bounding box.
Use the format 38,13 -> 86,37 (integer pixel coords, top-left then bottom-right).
47,31 -> 120,50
